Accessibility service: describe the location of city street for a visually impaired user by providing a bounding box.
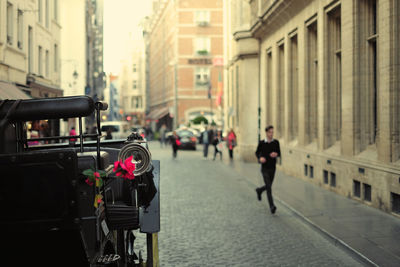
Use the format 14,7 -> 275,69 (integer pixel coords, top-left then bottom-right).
147,142 -> 363,266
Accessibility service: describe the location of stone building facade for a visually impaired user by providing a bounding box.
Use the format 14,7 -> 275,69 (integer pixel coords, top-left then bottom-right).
224,0 -> 400,215
0,0 -> 62,137
144,0 -> 224,131
0,0 -> 62,98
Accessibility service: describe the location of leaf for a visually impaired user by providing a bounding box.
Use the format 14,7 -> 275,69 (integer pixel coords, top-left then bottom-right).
98,170 -> 107,178
82,169 -> 94,176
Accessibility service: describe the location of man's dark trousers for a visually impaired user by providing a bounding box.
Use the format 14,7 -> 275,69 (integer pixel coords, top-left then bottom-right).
259,167 -> 276,209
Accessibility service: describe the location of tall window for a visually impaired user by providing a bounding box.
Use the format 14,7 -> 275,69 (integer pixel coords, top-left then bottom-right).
366,0 -> 378,145
195,67 -> 210,87
289,34 -> 298,140
45,50 -> 49,77
266,50 -> 273,126
327,6 -> 342,146
133,80 -> 137,89
277,43 -> 285,137
131,97 -> 142,109
28,27 -> 33,73
38,46 -> 43,75
306,20 -> 318,143
357,0 -> 378,150
17,10 -> 23,49
7,2 -> 13,45
54,44 -> 58,72
195,37 -> 210,55
195,10 -> 210,26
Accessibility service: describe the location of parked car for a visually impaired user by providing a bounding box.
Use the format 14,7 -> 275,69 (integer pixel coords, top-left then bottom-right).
176,129 -> 197,150
100,121 -> 131,139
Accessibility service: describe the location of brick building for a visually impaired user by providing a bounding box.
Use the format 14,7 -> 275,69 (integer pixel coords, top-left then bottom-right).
224,0 -> 400,215
143,0 -> 224,131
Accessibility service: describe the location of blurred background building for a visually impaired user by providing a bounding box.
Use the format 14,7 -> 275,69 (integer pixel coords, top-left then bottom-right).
0,0 -> 62,136
224,0 -> 400,215
143,0 -> 224,132
119,39 -> 146,127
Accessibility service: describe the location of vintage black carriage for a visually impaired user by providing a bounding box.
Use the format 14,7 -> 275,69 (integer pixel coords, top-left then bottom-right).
0,96 -> 160,266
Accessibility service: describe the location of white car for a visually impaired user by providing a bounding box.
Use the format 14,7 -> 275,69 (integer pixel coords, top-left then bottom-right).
100,121 -> 131,140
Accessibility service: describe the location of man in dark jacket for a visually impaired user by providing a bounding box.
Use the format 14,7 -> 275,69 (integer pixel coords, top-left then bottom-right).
255,125 -> 281,214
200,126 -> 214,159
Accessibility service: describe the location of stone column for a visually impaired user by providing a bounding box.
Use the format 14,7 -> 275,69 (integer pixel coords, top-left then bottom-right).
233,37 -> 259,162
340,0 -> 356,157
377,0 -> 394,163
298,23 -> 307,147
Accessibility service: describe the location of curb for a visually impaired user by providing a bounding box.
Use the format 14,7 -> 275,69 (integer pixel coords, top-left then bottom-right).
274,197 -> 379,267
217,153 -> 381,266
225,159 -> 380,267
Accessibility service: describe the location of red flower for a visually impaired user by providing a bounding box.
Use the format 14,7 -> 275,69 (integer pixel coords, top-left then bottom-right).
113,156 -> 136,180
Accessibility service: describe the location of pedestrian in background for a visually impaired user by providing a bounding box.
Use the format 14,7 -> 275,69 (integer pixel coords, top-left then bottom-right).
159,124 -> 167,147
169,131 -> 181,158
212,130 -> 223,161
200,125 -> 214,159
69,126 -> 77,145
105,128 -> 113,140
255,125 -> 281,214
227,128 -> 237,160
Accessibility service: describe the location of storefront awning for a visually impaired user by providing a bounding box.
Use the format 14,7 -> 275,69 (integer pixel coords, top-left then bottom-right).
146,106 -> 170,120
0,81 -> 32,100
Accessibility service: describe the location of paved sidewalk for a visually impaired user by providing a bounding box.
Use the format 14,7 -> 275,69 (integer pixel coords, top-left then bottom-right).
221,156 -> 400,267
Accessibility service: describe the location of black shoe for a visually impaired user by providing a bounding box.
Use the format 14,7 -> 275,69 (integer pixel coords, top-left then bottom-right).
271,206 -> 277,214
256,189 -> 262,201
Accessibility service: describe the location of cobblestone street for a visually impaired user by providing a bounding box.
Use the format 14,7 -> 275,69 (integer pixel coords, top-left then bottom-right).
147,142 -> 364,266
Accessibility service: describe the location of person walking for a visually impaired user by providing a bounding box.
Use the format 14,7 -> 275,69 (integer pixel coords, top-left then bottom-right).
200,126 -> 214,159
212,130 -> 223,160
227,128 -> 237,160
159,124 -> 167,147
255,125 -> 281,214
105,128 -> 113,140
169,131 -> 180,158
69,126 -> 77,145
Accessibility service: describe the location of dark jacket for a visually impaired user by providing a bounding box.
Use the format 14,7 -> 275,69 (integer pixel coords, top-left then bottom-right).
255,139 -> 281,169
200,129 -> 214,144
169,135 -> 180,149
